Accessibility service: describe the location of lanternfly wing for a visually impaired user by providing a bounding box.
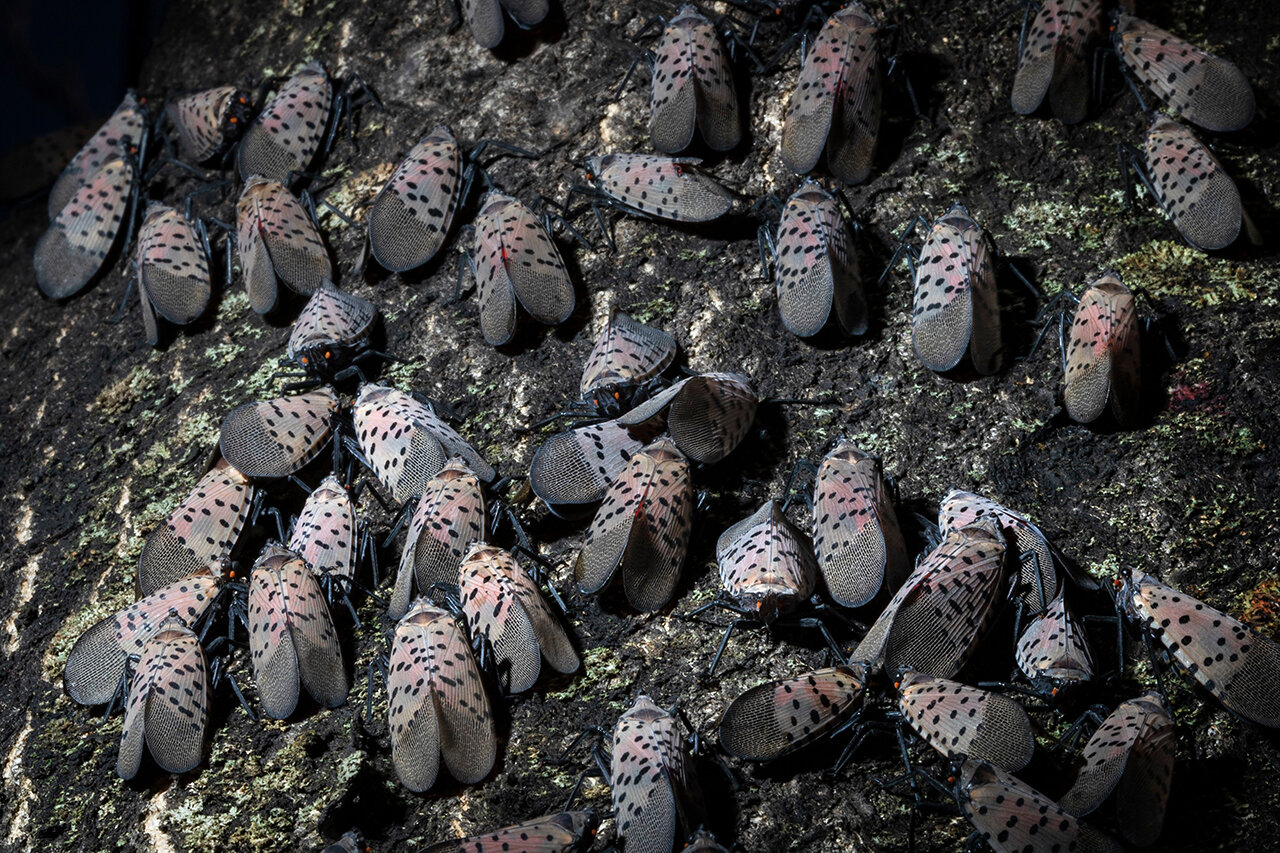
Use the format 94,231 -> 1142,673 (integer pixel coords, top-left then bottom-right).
957,760 -> 1124,853
911,204 -> 1001,375
138,460 -> 254,595
220,387 -> 338,479
852,520 -> 1007,678
236,175 -> 332,313
529,418 -> 654,513
1015,590 -> 1094,686
1060,692 -> 1174,847
422,812 -> 599,853
64,572 -> 220,706
775,182 -> 866,338
588,153 -> 733,222
617,372 -> 757,464
1064,274 -> 1142,426
248,546 -> 347,718
826,4 -> 881,184
134,203 -> 212,345
716,500 -> 818,608
780,9 -> 846,175
812,442 -> 907,608
939,489 -> 1056,615
463,0 -> 506,48
612,696 -> 690,853
288,282 -> 378,366
500,0 -> 549,29
650,7 -> 740,154
718,665 -> 866,761
580,308 -> 677,399
48,91 -> 145,218
459,545 -> 578,693
472,191 -> 574,346
895,669 -> 1034,772
389,600 -> 496,791
389,459 -> 486,620
1113,13 -> 1254,132
575,438 -> 692,612
1121,569 -> 1280,728
288,474 -> 358,580
35,157 -> 136,299
1011,0 -> 1102,124
1144,117 -> 1242,252
117,620 -> 207,779
237,62 -> 333,182
368,127 -> 463,272
166,85 -> 251,163
353,384 -> 494,502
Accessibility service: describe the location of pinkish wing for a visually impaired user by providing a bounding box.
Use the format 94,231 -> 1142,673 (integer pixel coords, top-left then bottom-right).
249,562 -> 301,719
368,127 -> 463,272
666,372 -> 757,464
277,556 -> 347,709
813,446 -> 903,608
421,813 -> 595,853
716,501 -> 817,602
596,153 -> 732,222
529,418 -> 651,511
828,10 -> 880,184
775,191 -> 837,338
576,444 -> 653,595
288,285 -> 377,358
1014,591 -> 1094,683
494,196 -> 574,328
35,157 -> 136,299
389,613 -> 443,792
650,15 -> 698,154
236,180 -> 279,313
1011,0 -> 1065,115
719,665 -> 865,760
459,549 -> 543,693
472,201 -> 519,346
1060,695 -> 1162,817
220,387 -> 338,479
579,308 -> 677,398
1047,0 -> 1102,124
897,672 -> 1034,772
48,91 -> 145,218
689,10 -> 740,152
289,475 -> 358,580
167,86 -> 241,162
135,204 -> 211,343
938,489 -> 1054,613
1114,700 -> 1175,847
619,442 -> 692,612
236,62 -> 332,182
612,699 -> 686,853
911,215 -> 974,372
139,624 -> 207,776
254,178 -> 332,295
1064,283 -> 1115,424
426,608 -> 496,783
506,557 -> 580,678
780,14 -> 847,174
1144,118 -> 1241,251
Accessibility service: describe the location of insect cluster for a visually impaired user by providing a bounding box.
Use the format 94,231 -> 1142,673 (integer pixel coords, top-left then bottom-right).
32,0 -> 1273,850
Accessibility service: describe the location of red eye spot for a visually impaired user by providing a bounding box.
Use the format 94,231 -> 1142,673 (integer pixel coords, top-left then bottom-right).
229,117 -> 239,124
324,350 -> 332,359
300,356 -> 309,365
612,391 -> 620,400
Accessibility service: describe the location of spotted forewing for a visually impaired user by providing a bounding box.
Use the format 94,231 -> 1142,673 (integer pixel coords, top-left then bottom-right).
1010,0 -> 1103,124
458,544 -> 579,693
718,664 -> 867,761
368,127 -> 463,272
587,153 -> 733,222
1015,590 -> 1094,688
287,282 -> 378,373
117,619 -> 207,779
612,695 -> 694,853
471,191 -> 575,346
48,90 -> 146,218
1113,12 -> 1254,132
617,372 -> 757,464
1064,273 -> 1142,426
138,459 -> 254,595
1143,117 -> 1242,252
580,308 -> 677,401
717,500 -> 818,612
220,387 -> 338,479
166,85 -> 251,163
528,418 -> 656,515
35,157 -> 137,299
575,438 -> 692,612
774,181 -> 866,338
421,811 -> 599,853
813,442 -> 907,607
388,599 -> 496,792
237,62 -> 333,182
236,175 -> 332,313
895,668 -> 1035,772
650,5 -> 740,154
938,489 -> 1056,615
134,202 -> 212,345
289,474 -> 358,581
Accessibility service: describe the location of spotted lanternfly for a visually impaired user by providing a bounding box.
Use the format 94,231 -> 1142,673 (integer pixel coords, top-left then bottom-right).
852,520 -> 1007,678
1063,272 -> 1141,426
132,202 -> 212,346
1118,568 -> 1280,728
248,544 -> 348,718
1060,692 -> 1174,846
911,203 -> 1001,375
718,663 -> 867,761
389,459 -> 487,620
780,2 -> 881,185
1010,0 -> 1103,125
471,190 -> 575,346
48,90 -> 146,219
1015,590 -> 1094,694
352,383 -> 495,503
388,598 -> 497,792
236,175 -> 333,314
1112,12 -> 1254,133
612,695 -> 697,853
458,544 -> 580,693
166,85 -> 252,163
237,61 -> 333,182
462,0 -> 550,49
220,386 -> 339,479
617,372 -> 757,464
138,459 -> 255,596
895,668 -> 1035,772
35,156 -> 138,300
579,308 -> 677,414
575,438 -> 693,612
585,153 -> 734,222
957,760 -> 1125,853
368,126 -> 464,272
64,571 -> 221,707
718,500 -> 818,618
289,473 -> 359,581
286,282 -> 380,382
422,811 -> 600,853
117,618 -> 207,780
938,489 -> 1057,616
1140,116 -> 1243,252
649,5 -> 741,154
772,180 -> 866,337
529,418 -> 659,516
812,442 -> 907,608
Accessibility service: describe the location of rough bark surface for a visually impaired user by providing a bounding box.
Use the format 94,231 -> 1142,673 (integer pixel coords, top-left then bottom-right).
1,0 -> 1279,850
